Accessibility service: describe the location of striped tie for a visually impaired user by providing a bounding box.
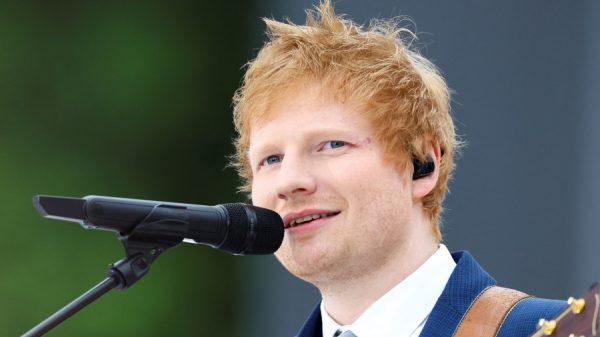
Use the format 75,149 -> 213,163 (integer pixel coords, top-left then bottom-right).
333,328 -> 357,337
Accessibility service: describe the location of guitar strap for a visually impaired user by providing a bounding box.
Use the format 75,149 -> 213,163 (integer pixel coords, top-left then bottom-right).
453,286 -> 531,337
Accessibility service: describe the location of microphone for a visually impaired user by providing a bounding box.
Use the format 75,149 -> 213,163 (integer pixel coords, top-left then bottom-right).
33,195 -> 284,255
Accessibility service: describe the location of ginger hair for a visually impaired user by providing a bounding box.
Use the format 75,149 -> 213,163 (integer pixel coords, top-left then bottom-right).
231,0 -> 459,241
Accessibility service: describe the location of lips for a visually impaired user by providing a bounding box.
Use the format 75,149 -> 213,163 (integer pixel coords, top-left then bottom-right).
282,210 -> 341,228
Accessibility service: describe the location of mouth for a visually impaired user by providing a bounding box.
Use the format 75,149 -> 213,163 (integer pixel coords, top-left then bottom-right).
284,211 -> 341,229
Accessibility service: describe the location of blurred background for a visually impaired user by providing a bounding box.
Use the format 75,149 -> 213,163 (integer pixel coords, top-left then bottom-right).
1,1 -> 598,336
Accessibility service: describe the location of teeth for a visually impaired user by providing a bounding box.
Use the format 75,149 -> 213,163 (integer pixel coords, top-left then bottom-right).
288,213 -> 336,227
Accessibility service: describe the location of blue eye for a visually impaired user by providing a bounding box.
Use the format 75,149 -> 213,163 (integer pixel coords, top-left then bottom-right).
323,140 -> 346,150
261,155 -> 282,166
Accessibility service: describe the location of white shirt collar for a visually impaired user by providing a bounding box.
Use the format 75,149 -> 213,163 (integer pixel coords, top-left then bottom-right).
321,244 -> 456,337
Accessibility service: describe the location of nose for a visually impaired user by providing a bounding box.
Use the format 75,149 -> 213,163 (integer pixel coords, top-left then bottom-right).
275,155 -> 317,200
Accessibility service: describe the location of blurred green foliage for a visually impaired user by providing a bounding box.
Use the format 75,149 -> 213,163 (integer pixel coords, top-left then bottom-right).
0,1 -> 256,336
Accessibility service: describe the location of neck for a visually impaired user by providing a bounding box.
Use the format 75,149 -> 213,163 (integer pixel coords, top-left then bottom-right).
319,231 -> 438,325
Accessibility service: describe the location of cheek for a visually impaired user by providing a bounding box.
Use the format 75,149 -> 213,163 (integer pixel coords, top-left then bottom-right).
331,156 -> 409,204
327,158 -> 379,189
250,177 -> 270,207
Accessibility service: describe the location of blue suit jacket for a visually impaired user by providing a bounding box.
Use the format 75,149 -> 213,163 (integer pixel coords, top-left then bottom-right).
296,251 -> 566,337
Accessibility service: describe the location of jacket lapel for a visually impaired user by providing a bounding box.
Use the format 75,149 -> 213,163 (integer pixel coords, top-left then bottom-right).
419,251 -> 496,337
296,302 -> 323,337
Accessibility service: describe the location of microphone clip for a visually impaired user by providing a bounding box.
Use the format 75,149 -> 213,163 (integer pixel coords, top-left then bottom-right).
110,204 -> 189,290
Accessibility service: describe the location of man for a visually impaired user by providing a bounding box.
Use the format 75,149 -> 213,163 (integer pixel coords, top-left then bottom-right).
230,1 -> 565,336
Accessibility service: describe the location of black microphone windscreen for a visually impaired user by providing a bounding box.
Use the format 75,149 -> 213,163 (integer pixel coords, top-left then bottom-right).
220,203 -> 283,255
249,205 -> 284,254
219,203 -> 247,254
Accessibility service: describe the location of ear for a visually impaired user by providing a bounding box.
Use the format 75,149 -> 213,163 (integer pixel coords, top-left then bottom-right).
412,142 -> 441,200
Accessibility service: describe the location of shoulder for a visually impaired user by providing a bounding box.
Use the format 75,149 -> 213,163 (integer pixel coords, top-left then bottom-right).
421,251 -> 497,335
497,297 -> 566,337
422,251 -> 566,337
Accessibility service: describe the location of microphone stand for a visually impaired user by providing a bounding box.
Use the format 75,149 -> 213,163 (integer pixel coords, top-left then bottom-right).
22,205 -> 189,337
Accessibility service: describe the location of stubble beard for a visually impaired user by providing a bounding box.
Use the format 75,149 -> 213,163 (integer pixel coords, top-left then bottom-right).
274,225 -> 395,291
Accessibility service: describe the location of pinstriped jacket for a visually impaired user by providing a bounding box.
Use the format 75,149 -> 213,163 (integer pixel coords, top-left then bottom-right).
295,251 -> 566,337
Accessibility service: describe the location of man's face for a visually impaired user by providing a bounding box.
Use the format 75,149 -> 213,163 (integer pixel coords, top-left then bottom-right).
248,84 -> 417,285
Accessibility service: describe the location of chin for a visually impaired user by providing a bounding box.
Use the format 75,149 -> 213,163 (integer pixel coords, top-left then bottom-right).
277,253 -> 348,286
276,250 -> 325,279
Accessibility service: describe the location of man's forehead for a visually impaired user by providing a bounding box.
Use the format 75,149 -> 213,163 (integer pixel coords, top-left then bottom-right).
255,89 -> 331,122
249,102 -> 364,137
244,80 -> 371,158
